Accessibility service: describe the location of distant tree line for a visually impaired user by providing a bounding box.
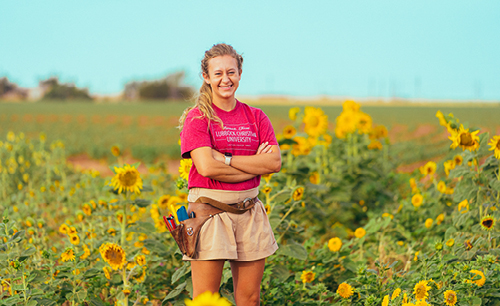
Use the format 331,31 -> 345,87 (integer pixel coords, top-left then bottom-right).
0,71 -> 194,102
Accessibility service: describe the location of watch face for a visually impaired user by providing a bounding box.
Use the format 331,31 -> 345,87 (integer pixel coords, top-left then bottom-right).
225,152 -> 232,157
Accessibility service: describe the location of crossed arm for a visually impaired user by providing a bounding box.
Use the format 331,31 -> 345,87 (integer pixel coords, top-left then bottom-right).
190,142 -> 281,183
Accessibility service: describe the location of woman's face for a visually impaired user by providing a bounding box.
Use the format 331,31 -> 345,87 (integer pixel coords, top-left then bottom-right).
203,55 -> 241,102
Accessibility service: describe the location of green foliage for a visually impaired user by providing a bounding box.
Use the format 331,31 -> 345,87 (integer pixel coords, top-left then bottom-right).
41,77 -> 92,101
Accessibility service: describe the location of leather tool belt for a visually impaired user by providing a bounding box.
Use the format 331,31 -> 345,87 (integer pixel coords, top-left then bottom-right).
170,196 -> 258,257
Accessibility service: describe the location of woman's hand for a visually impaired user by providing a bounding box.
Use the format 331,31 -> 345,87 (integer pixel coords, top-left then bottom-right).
256,142 -> 273,155
211,149 -> 224,163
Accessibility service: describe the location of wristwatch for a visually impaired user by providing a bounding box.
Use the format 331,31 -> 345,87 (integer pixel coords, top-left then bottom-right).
224,152 -> 233,166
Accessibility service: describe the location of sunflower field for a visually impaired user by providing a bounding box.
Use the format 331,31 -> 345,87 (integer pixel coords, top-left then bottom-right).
1,100 -> 500,306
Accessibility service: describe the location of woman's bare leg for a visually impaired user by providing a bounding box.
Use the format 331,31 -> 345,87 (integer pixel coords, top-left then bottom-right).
191,260 -> 225,298
230,259 -> 266,306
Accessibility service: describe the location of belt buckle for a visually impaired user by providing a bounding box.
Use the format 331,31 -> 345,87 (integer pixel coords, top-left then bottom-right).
239,197 -> 253,209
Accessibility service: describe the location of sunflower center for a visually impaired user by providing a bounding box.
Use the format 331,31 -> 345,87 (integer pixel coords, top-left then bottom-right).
120,171 -> 138,187
460,133 -> 474,146
482,219 -> 493,228
496,141 -> 500,150
306,116 -> 319,127
107,250 -> 122,264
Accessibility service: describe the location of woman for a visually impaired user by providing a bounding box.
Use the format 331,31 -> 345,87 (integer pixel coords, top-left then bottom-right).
178,43 -> 281,305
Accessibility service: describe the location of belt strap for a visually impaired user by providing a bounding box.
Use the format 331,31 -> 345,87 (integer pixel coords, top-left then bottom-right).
194,196 -> 257,214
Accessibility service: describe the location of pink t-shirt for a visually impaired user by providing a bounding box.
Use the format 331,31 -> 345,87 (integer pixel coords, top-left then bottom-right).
180,100 -> 278,190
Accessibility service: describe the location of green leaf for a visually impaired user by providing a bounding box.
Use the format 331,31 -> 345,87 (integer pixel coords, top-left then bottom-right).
271,264 -> 290,283
88,295 -> 106,306
134,199 -> 151,207
471,296 -> 482,306
30,289 -> 44,296
171,263 -> 190,284
83,268 -> 101,279
163,282 -> 187,301
11,230 -> 25,241
26,270 -> 46,283
76,289 -> 87,301
277,242 -> 308,261
445,226 -> 457,240
26,300 -> 38,306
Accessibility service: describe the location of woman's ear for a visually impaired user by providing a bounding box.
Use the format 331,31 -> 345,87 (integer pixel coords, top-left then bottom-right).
202,72 -> 210,84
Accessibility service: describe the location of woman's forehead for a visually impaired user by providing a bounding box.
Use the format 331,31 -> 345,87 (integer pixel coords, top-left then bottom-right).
208,55 -> 238,71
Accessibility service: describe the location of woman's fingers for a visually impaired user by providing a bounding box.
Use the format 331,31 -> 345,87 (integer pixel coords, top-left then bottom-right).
257,142 -> 269,154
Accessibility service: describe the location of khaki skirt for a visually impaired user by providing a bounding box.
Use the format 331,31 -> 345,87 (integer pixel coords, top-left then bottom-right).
182,187 -> 278,261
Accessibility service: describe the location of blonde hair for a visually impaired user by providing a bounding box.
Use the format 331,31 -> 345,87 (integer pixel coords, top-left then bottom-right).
178,43 -> 243,130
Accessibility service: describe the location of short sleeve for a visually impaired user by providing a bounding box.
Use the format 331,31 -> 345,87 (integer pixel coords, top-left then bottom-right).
180,109 -> 212,158
258,111 -> 278,146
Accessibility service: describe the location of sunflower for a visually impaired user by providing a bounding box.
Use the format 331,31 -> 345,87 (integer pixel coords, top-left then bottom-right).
133,267 -> 146,283
370,125 -> 388,139
446,238 -> 455,247
80,244 -> 90,260
69,234 -> 80,245
111,145 -> 121,157
409,178 -> 418,193
261,186 -> 272,195
283,125 -> 297,139
443,290 -> 457,306
436,213 -> 445,225
291,136 -> 312,156
110,164 -> 143,195
437,181 -> 447,194
480,215 -> 495,231
367,140 -> 382,150
436,110 -> 447,126
59,224 -> 69,234
464,240 -> 473,251
413,280 -> 430,300
300,270 -> 316,283
343,100 -> 361,112
335,110 -> 359,138
60,248 -> 75,262
158,195 -> 170,210
127,262 -> 136,270
264,204 -> 271,215
292,187 -> 304,201
382,295 -> 389,306
102,266 -> 111,280
425,218 -> 433,229
289,107 -> 300,121
458,199 -> 469,214
185,291 -> 231,306
309,172 -> 320,184
336,282 -> 354,299
303,107 -> 329,137
328,237 -> 342,252
449,125 -> 480,151
356,112 -> 372,134
419,161 -> 436,176
469,269 -> 486,287
107,228 -> 116,236
453,154 -> 463,166
412,194 -> 423,208
488,135 -> 500,159
354,228 -> 366,238
179,159 -> 192,181
392,288 -> 401,300
99,243 -> 126,270
82,203 -> 92,216
135,255 -> 146,266
262,173 -> 273,183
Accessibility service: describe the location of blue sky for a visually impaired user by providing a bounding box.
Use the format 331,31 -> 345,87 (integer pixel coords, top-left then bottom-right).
1,0 -> 499,100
